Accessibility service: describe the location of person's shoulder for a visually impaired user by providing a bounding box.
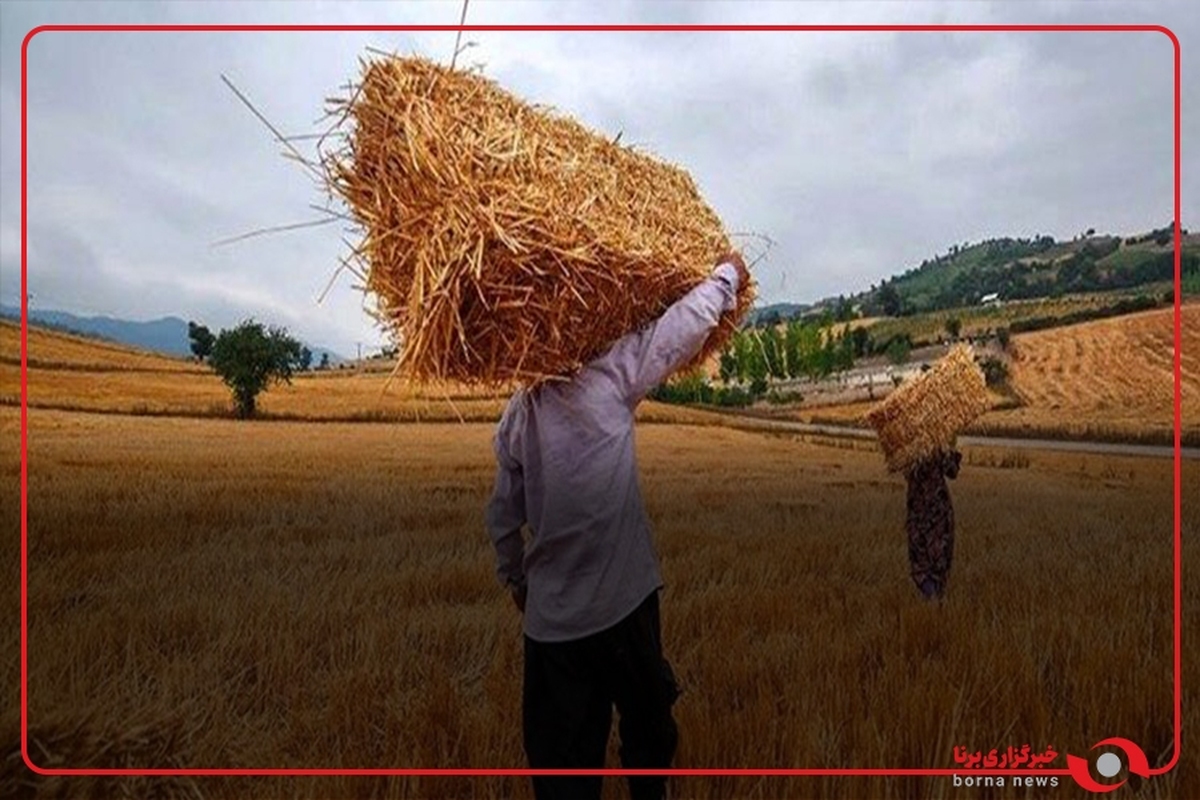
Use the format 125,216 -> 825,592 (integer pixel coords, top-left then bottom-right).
499,387 -> 528,421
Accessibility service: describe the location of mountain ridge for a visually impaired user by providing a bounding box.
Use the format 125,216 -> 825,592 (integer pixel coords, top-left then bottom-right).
0,305 -> 346,365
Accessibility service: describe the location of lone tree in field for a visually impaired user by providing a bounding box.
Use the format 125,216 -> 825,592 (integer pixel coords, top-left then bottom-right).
209,320 -> 302,418
188,321 -> 216,362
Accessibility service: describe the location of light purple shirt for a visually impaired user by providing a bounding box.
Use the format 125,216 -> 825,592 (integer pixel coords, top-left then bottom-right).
484,263 -> 741,642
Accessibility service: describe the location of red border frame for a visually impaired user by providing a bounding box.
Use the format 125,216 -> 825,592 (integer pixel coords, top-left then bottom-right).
18,23 -> 1182,786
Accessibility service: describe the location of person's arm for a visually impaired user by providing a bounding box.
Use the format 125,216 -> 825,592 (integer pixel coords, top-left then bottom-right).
484,427 -> 527,603
597,255 -> 747,405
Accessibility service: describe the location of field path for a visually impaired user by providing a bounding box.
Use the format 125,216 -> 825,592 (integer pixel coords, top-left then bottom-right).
716,413 -> 1200,459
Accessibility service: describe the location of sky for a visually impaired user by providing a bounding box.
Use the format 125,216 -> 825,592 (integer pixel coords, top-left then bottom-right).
0,0 -> 1195,357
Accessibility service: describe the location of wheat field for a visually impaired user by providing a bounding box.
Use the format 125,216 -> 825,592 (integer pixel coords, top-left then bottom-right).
991,305 -> 1199,442
2,405 -> 1194,799
0,320 -> 205,374
796,304 -> 1199,446
1,319 -> 1196,798
0,321 -> 723,428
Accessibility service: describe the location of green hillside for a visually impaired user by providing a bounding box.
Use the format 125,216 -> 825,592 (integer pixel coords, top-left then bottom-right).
855,224 -> 1198,317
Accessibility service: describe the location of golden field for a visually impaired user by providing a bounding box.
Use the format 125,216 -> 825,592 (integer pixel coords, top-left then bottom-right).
5,304 -> 1197,442
1,318 -> 1196,798
0,320 -> 205,373
992,305 -> 1197,442
3,408 -> 1195,799
0,320 -> 720,427
798,304 -> 1199,445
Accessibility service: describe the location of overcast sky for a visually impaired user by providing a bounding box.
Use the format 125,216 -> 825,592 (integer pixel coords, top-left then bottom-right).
0,0 -> 1195,356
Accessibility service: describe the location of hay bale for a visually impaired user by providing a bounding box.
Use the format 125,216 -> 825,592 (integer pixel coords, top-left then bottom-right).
319,55 -> 755,386
865,345 -> 991,473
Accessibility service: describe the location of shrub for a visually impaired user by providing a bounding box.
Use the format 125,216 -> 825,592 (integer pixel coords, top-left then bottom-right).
978,356 -> 1009,387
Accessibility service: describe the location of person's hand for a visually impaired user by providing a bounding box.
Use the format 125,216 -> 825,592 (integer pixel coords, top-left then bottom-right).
944,449 -> 963,480
511,583 -> 527,614
719,251 -> 751,292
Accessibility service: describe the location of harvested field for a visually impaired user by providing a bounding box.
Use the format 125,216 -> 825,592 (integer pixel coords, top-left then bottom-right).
0,322 -> 726,427
0,319 -> 203,373
0,362 -> 720,427
993,304 -> 1198,442
792,304 -> 1199,445
3,407 -> 1194,798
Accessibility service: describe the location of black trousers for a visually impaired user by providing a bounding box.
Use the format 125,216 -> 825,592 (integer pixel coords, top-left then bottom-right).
523,590 -> 681,800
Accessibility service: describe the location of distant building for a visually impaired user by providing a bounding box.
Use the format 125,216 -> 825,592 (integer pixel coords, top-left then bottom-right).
980,292 -> 1001,306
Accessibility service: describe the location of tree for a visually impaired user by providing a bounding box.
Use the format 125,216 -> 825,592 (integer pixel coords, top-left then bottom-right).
319,352 -> 330,371
944,317 -> 962,340
817,334 -> 837,378
209,320 -> 303,418
187,321 -> 215,361
885,335 -> 911,366
745,331 -> 770,394
878,283 -> 903,317
996,326 -> 1011,352
763,326 -> 787,380
796,323 -> 823,379
299,346 -> 313,372
718,345 -> 737,384
783,321 -> 805,379
850,327 -> 872,358
835,325 -> 855,372
834,295 -> 854,323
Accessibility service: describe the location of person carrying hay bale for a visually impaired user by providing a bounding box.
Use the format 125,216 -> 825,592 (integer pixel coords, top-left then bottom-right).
865,345 -> 990,601
318,53 -> 756,795
485,252 -> 750,800
904,445 -> 962,600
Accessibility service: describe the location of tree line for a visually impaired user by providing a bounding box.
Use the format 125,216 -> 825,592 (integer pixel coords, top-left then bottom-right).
717,320 -> 866,392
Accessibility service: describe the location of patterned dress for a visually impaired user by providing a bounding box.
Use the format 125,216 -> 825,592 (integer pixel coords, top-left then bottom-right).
904,448 -> 962,599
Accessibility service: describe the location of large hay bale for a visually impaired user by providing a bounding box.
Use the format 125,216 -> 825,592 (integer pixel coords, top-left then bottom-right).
865,345 -> 992,473
319,55 -> 755,386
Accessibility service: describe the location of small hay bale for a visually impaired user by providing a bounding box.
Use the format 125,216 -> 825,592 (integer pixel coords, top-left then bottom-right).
865,345 -> 991,473
319,55 -> 755,386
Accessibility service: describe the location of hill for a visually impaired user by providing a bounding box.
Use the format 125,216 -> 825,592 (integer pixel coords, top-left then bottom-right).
0,317 -> 202,373
745,302 -> 813,326
1,306 -> 195,356
850,224 -> 1198,318
0,305 -> 345,365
